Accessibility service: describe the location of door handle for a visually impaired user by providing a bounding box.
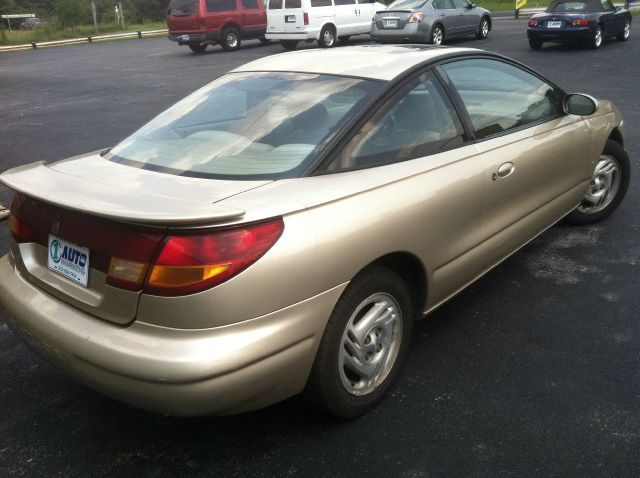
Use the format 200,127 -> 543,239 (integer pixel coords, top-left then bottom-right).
493,162 -> 515,180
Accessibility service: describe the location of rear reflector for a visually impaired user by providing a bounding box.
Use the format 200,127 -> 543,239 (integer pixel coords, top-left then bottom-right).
528,19 -> 539,27
303,12 -> 309,25
144,218 -> 284,296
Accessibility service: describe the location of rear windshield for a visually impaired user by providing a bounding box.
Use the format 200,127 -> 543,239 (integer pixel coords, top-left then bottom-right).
106,72 -> 383,180
387,0 -> 427,9
547,1 -> 592,12
168,0 -> 199,15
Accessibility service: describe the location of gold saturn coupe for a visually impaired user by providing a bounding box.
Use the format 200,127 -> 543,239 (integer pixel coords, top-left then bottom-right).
0,45 -> 630,417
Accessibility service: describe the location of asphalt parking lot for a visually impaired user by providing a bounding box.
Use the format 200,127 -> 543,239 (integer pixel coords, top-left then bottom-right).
0,18 -> 639,477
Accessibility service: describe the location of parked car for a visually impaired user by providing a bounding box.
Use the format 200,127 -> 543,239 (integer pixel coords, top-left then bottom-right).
266,0 -> 385,49
19,17 -> 43,29
527,0 -> 631,49
166,0 -> 270,52
0,46 -> 630,418
371,0 -> 491,45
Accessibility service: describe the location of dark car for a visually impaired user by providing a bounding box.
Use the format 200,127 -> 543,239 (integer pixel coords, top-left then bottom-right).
527,0 -> 631,49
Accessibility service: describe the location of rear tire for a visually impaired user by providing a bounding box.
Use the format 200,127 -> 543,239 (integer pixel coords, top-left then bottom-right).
304,266 -> 413,418
318,25 -> 336,48
281,40 -> 298,50
221,26 -> 241,51
617,20 -> 630,41
565,139 -> 630,225
589,25 -> 603,49
476,17 -> 489,39
188,43 -> 207,53
430,24 -> 444,45
529,39 -> 543,50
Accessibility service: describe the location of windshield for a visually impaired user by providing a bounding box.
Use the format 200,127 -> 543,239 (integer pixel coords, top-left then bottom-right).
106,72 -> 383,179
387,0 -> 428,9
547,1 -> 592,12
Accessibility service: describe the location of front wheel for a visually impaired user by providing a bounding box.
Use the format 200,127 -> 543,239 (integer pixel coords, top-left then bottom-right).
305,266 -> 413,418
476,18 -> 489,39
281,40 -> 298,50
565,139 -> 630,225
221,27 -> 241,51
318,25 -> 336,48
617,21 -> 630,41
431,25 -> 444,45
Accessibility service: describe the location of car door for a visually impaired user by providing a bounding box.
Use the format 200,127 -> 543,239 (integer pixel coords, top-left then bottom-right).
451,0 -> 477,33
321,70 -> 489,307
240,0 -> 266,35
433,0 -> 464,36
439,58 -> 593,265
266,0 -> 285,34
599,0 -> 624,35
356,0 -> 376,34
334,0 -> 359,35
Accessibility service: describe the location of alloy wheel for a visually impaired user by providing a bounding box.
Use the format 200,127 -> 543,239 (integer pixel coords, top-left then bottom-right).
577,155 -> 621,214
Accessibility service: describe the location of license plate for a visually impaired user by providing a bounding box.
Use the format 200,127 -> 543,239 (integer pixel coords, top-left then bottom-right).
47,235 -> 90,287
547,21 -> 562,28
285,15 -> 296,23
179,34 -> 190,41
383,19 -> 398,28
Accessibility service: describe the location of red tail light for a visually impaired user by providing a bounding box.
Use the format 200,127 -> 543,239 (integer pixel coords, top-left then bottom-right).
9,193 -> 284,296
528,18 -> 539,27
303,12 -> 309,25
145,219 -> 284,296
571,18 -> 590,26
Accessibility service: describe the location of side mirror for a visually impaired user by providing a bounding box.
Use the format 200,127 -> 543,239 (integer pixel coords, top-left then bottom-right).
467,3 -> 476,8
564,93 -> 598,116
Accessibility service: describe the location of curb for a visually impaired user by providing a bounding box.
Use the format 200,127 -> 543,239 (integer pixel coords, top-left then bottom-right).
0,28 -> 168,52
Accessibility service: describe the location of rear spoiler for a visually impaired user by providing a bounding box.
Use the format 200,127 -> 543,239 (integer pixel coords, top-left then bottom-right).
0,161 -> 246,226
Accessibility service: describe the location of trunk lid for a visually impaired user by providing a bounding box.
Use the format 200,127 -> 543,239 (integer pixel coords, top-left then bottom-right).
1,153 -> 270,325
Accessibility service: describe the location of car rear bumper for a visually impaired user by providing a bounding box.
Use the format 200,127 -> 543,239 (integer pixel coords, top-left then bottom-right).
527,27 -> 594,42
168,31 -> 220,44
0,251 -> 346,416
371,23 -> 427,43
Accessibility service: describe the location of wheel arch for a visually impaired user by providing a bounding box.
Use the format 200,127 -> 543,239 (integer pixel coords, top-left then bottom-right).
222,22 -> 242,35
608,127 -> 624,148
368,252 -> 428,319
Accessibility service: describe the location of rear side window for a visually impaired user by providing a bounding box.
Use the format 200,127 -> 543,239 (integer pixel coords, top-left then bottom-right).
311,0 -> 333,5
441,59 -> 561,139
168,0 -> 199,15
206,0 -> 237,11
269,0 -> 283,7
242,0 -> 259,8
285,0 -> 302,7
335,0 -> 356,4
326,71 -> 465,171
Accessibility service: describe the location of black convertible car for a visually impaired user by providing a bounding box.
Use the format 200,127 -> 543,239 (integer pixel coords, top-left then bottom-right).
527,0 -> 631,49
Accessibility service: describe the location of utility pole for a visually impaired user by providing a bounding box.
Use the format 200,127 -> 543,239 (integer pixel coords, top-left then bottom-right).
118,2 -> 125,30
91,0 -> 98,33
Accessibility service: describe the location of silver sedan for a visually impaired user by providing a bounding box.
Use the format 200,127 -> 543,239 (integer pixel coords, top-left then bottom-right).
372,0 -> 491,45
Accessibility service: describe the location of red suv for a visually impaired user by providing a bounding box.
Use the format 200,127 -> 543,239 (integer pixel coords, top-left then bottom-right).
167,0 -> 269,52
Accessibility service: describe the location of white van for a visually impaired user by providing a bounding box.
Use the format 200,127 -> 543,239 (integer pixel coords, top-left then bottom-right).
266,0 -> 383,49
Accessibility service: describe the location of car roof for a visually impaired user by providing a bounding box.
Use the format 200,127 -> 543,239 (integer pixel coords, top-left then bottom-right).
232,45 -> 483,82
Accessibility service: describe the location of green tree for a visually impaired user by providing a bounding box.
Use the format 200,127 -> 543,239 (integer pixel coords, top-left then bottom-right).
54,0 -> 90,28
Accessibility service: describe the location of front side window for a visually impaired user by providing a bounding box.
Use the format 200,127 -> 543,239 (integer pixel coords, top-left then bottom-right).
451,0 -> 469,8
335,0 -> 356,5
441,59 -> 561,139
326,71 -> 465,171
600,0 -> 614,10
311,0 -> 332,6
206,0 -> 237,11
106,72 -> 383,179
